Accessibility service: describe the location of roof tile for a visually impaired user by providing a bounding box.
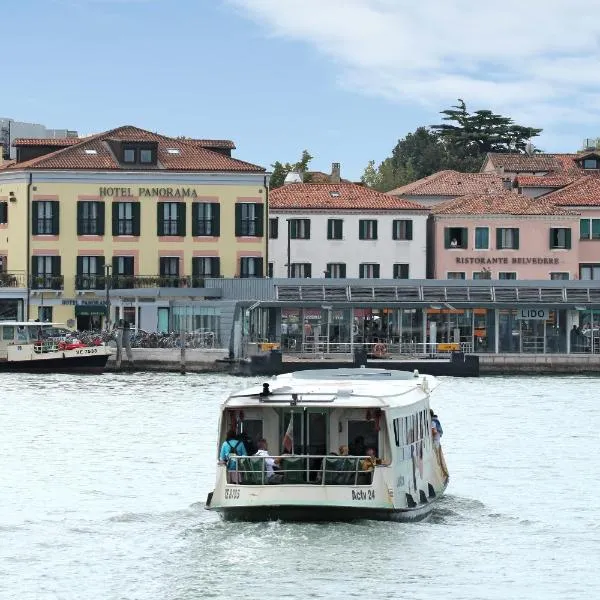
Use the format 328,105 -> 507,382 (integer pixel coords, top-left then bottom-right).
386,170 -> 507,197
541,175 -> 600,206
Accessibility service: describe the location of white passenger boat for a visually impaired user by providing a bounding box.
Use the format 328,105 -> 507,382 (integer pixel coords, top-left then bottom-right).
206,368 -> 449,521
0,321 -> 112,373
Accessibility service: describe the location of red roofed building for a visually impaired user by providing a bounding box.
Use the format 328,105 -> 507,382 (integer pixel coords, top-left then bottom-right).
269,182 -> 428,279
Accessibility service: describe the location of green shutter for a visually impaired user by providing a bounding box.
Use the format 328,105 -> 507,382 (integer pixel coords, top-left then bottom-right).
96,256 -> 105,290
374,264 -> 380,278
514,228 -> 520,250
0,202 -> 6,224
305,263 -> 312,278
191,257 -> 199,278
52,256 -> 61,289
327,220 -> 333,240
112,256 -> 119,275
212,203 -> 220,237
32,202 -> 39,235
132,202 -> 140,236
51,201 -> 60,235
359,221 -> 365,240
325,264 -> 331,278
177,202 -> 186,237
212,257 -> 221,277
406,220 -> 413,240
392,220 -> 398,241
496,228 -> 502,250
444,228 -> 450,248
97,202 -> 105,236
157,202 -> 164,236
461,227 -> 468,249
76,256 -> 83,277
566,228 -> 572,249
290,219 -> 297,239
31,256 -> 37,277
340,264 -> 346,279
305,219 -> 311,240
77,202 -> 84,235
256,257 -> 264,278
373,220 -> 378,240
549,228 -> 555,249
255,203 -> 264,237
235,204 -> 242,236
191,202 -> 199,236
580,219 -> 590,239
112,203 -> 119,236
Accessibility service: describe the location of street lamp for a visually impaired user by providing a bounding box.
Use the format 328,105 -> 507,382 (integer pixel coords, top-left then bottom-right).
105,264 -> 112,330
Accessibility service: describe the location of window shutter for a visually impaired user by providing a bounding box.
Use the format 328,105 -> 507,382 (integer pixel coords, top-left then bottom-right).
566,228 -> 572,249
325,264 -> 331,278
191,203 -> 199,236
31,256 -> 38,277
255,204 -> 264,237
549,228 -> 554,249
76,256 -> 83,276
514,228 -> 520,249
235,204 -> 242,236
112,203 -> 119,236
77,202 -> 84,235
157,202 -> 164,236
359,264 -> 365,278
290,219 -> 297,239
373,220 -> 378,240
359,221 -> 365,240
305,263 -> 312,278
270,217 -> 278,239
132,203 -> 141,236
255,257 -> 264,278
373,264 -> 380,278
0,202 -> 6,224
159,257 -> 167,276
496,228 -> 502,250
444,228 -> 450,248
461,227 -> 467,249
212,203 -> 220,237
327,220 -> 333,239
51,201 -> 60,235
112,256 -> 119,275
177,202 -> 186,237
305,220 -> 311,240
191,257 -> 199,278
340,264 -> 346,279
96,256 -> 105,289
392,221 -> 398,241
212,257 -> 221,277
406,220 -> 413,240
51,257 -> 61,287
97,202 -> 105,236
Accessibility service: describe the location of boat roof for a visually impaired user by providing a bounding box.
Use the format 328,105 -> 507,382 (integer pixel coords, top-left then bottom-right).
224,368 -> 438,409
0,321 -> 67,327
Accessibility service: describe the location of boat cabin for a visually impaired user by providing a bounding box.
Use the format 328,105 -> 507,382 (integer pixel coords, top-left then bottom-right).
0,321 -> 72,359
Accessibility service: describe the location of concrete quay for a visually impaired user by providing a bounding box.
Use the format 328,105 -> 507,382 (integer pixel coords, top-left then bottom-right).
479,354 -> 600,375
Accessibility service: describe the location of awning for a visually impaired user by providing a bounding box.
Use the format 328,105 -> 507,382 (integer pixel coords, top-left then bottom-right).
75,304 -> 107,316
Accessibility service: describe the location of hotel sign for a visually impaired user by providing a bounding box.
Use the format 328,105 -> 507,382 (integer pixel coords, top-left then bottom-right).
99,187 -> 198,198
455,257 -> 560,265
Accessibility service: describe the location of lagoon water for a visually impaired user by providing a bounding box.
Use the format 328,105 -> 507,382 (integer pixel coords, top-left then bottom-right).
0,372 -> 599,600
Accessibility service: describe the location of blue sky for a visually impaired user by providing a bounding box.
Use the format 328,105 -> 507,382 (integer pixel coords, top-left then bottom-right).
4,0 -> 600,180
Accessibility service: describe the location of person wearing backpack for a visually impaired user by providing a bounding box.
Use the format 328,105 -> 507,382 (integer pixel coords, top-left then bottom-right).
219,430 -> 247,483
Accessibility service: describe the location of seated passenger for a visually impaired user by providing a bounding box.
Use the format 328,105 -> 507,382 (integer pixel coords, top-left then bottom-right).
255,438 -> 283,484
361,448 -> 386,470
219,430 -> 247,483
338,445 -> 349,456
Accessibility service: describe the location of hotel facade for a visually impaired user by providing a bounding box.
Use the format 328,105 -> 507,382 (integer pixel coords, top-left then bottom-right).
0,126 -> 267,330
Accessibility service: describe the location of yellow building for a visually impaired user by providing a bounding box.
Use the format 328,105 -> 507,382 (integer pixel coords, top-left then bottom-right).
0,126 -> 268,330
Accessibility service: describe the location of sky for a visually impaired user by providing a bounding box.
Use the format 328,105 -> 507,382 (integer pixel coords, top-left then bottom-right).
4,0 -> 600,180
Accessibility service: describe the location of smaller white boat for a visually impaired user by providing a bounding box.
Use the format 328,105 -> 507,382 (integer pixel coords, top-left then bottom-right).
0,321 -> 112,373
206,368 -> 449,522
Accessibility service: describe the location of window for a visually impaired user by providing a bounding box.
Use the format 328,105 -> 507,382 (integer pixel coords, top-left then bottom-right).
140,149 -> 153,164
325,263 -> 346,278
31,256 -> 62,290
112,256 -> 135,288
550,272 -> 569,280
583,158 -> 598,169
123,148 -> 136,163
447,272 -> 466,280
393,264 -> 409,279
76,256 -> 105,290
158,202 -> 185,236
359,263 -> 380,278
290,263 -> 311,278
472,270 -> 491,280
192,202 -> 220,236
77,201 -> 105,235
112,202 -> 140,236
32,201 -> 59,235
327,219 -> 343,240
580,264 -> 600,280
444,227 -> 468,249
268,262 -> 274,278
579,218 -> 600,240
269,218 -> 278,239
235,203 -> 263,237
192,257 -> 220,280
122,145 -> 155,165
549,228 -> 571,249
0,202 -> 7,225
359,219 -> 378,240
498,272 -> 517,280
159,257 -> 180,286
289,218 -> 311,240
475,227 -> 489,250
496,228 -> 519,250
240,257 -> 264,278
392,219 -> 413,241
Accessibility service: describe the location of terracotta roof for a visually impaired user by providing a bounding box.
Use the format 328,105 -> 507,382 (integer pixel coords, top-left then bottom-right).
12,137 -> 82,147
515,174 -> 576,188
387,170 -> 508,197
6,126 -> 264,172
542,176 -> 600,206
432,193 -> 577,216
270,183 -> 428,211
180,139 -> 235,150
483,152 -> 588,175
0,159 -> 16,170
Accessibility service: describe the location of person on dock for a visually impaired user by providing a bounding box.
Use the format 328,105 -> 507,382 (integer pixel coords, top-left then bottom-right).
219,430 -> 247,483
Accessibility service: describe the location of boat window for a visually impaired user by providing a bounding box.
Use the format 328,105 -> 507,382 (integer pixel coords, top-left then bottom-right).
2,326 -> 14,341
242,419 -> 263,454
16,327 -> 27,341
348,420 -> 378,456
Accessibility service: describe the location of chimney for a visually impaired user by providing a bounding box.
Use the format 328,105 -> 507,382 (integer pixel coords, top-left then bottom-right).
331,162 -> 341,183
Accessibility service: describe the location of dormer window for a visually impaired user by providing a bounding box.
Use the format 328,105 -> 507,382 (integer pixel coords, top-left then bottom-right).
584,158 -> 599,169
140,149 -> 153,164
120,144 -> 157,166
123,148 -> 136,163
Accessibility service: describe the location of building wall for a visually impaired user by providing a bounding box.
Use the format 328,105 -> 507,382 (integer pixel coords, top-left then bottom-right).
269,210 -> 428,279
576,207 -> 600,266
433,214 -> 580,280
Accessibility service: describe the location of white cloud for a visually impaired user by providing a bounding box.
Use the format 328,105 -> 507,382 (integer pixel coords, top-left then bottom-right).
227,0 -> 600,145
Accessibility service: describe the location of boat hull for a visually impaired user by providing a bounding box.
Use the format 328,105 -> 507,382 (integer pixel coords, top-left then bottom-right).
0,353 -> 110,374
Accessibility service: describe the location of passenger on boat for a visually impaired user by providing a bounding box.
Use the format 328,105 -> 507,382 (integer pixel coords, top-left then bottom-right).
255,439 -> 283,484
219,430 -> 247,483
338,445 -> 349,456
349,436 -> 366,456
430,410 -> 443,447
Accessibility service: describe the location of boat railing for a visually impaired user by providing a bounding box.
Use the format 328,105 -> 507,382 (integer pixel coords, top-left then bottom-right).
226,454 -> 379,486
32,340 -> 60,353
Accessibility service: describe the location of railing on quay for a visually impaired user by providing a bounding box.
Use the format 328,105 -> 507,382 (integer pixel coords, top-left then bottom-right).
225,454 -> 378,486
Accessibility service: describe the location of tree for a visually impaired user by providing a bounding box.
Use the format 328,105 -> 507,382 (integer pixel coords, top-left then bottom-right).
269,150 -> 314,189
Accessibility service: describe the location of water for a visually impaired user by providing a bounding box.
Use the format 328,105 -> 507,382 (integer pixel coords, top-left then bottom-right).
0,373 -> 599,600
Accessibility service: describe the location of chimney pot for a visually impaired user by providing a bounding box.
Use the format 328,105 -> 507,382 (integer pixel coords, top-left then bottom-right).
331,162 -> 341,183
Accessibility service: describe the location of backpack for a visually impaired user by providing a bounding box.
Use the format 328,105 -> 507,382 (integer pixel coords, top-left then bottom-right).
226,440 -> 240,460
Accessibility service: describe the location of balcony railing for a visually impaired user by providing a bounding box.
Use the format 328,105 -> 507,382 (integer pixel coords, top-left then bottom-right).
0,272 -> 27,288
75,275 -> 106,291
30,275 -> 64,290
110,275 -> 206,289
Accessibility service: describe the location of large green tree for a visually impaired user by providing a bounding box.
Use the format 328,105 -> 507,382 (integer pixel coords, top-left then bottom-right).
269,150 -> 314,189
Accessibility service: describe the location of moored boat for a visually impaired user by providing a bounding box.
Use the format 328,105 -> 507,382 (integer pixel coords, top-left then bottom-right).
0,321 -> 112,373
206,367 -> 449,522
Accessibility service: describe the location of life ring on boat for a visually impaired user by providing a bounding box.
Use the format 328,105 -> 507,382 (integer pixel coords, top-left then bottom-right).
373,343 -> 387,357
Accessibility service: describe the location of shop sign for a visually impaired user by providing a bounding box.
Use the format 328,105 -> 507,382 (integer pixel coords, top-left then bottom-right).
456,257 -> 559,265
62,299 -> 107,306
516,308 -> 548,320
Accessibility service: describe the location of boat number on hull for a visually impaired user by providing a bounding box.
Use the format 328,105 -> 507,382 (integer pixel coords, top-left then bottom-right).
352,489 -> 375,500
74,348 -> 99,355
225,488 -> 240,500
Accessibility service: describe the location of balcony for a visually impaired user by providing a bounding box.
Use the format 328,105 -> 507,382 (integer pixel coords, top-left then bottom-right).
0,272 -> 27,288
109,275 -> 206,290
30,275 -> 64,291
75,275 -> 106,291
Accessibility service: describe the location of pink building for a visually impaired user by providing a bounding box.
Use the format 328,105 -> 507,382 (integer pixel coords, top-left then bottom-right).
431,193 -> 580,280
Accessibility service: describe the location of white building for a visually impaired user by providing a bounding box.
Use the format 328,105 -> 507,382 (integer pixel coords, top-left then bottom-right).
268,182 -> 428,279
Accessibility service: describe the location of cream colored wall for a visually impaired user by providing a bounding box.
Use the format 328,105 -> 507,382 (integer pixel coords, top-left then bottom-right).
0,181 -> 29,273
